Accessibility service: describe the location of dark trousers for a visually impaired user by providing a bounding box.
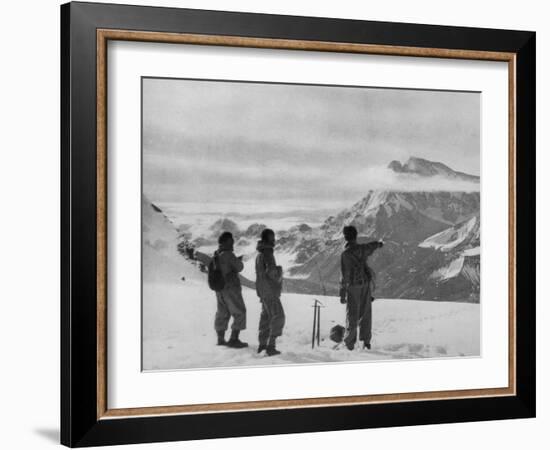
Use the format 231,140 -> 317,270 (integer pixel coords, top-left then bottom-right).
344,283 -> 372,347
258,296 -> 285,345
214,286 -> 246,332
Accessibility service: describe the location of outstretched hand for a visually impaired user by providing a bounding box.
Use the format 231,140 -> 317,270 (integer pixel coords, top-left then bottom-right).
339,287 -> 347,304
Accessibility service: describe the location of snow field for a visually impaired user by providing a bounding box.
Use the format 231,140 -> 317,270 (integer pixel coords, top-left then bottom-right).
143,266 -> 480,370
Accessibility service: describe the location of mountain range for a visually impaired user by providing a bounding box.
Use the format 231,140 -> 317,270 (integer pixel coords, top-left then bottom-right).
281,190 -> 480,302
177,156 -> 481,303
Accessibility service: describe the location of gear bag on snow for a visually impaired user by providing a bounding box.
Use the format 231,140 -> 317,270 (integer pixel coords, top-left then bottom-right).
329,324 -> 345,343
207,254 -> 225,292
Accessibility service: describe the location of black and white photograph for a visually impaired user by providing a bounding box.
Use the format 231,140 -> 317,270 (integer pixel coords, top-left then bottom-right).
50,1 -> 540,447
0,0 -> 542,446
141,77 -> 481,371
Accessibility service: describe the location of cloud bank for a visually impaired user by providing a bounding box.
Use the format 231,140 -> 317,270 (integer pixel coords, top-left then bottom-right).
354,166 -> 480,193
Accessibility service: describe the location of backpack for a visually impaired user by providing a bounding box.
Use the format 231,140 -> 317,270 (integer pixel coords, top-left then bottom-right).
348,249 -> 371,286
207,254 -> 225,292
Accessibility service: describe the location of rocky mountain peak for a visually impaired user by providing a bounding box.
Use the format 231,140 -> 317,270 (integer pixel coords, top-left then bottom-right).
208,217 -> 239,237
388,156 -> 480,183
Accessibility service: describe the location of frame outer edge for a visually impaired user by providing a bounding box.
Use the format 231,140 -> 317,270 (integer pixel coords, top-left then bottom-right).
65,2 -> 103,446
62,2 -> 536,445
515,32 -> 536,415
60,2 -> 72,447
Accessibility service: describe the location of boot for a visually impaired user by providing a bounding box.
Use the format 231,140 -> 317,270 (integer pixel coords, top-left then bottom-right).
266,345 -> 281,356
216,331 -> 227,346
227,330 -> 248,348
257,343 -> 267,354
363,342 -> 371,350
265,337 -> 280,356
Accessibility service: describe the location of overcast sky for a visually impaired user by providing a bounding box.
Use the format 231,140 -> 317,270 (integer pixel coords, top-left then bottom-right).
142,77 -> 480,211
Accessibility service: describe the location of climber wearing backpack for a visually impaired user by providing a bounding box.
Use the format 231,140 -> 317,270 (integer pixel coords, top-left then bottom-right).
339,225 -> 383,351
211,231 -> 248,348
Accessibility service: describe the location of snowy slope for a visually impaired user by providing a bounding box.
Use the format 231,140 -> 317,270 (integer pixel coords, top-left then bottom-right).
143,282 -> 480,371
419,216 -> 479,252
418,216 -> 480,290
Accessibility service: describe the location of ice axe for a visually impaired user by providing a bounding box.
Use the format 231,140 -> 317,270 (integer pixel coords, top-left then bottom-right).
311,299 -> 325,348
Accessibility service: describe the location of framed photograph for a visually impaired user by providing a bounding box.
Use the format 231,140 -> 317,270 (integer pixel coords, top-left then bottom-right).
61,2 -> 536,447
